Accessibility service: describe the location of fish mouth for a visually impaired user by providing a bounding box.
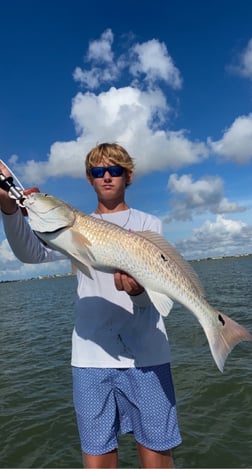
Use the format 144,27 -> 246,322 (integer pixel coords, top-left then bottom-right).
23,193 -> 63,211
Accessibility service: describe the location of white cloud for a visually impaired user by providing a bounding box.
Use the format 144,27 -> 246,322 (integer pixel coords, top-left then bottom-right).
73,29 -> 120,89
228,37 -> 252,79
10,84 -> 208,184
87,28 -> 114,63
0,228 -> 71,281
0,238 -> 18,263
0,261 -> 68,281
6,30 -> 208,185
208,114 -> 252,163
175,215 -> 252,259
73,30 -> 182,91
0,238 -> 71,281
129,39 -> 182,88
165,174 -> 245,221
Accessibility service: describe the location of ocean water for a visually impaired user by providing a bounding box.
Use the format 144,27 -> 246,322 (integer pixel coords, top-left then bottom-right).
0,257 -> 252,468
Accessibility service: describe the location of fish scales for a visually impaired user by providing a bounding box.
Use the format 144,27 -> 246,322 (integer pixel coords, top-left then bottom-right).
75,211 -> 198,303
23,192 -> 252,372
67,210 -> 252,347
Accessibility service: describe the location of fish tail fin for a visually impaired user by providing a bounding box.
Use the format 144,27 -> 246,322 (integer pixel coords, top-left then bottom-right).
204,310 -> 252,372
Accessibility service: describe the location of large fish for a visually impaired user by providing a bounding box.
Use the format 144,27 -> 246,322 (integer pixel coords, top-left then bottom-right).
23,192 -> 252,372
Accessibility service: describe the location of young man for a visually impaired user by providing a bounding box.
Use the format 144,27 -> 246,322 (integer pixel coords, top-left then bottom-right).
0,143 -> 182,468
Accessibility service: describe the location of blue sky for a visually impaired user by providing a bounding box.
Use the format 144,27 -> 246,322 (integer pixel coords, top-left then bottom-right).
1,0 -> 252,280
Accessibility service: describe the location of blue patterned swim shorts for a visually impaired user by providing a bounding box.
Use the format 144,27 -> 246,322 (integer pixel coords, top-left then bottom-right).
72,363 -> 182,455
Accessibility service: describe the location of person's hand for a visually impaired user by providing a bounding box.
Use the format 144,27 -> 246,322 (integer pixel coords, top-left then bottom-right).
114,271 -> 144,296
0,162 -> 18,214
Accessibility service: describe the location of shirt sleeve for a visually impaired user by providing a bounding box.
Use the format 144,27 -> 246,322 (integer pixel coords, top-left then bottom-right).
2,208 -> 66,263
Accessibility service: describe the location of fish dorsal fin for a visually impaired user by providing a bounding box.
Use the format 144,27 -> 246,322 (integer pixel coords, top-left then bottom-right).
136,230 -> 205,297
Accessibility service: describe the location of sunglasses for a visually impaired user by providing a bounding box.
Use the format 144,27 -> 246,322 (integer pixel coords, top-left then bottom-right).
90,165 -> 124,178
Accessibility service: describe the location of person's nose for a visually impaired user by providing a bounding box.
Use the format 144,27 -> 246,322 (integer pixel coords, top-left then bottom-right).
103,170 -> 112,180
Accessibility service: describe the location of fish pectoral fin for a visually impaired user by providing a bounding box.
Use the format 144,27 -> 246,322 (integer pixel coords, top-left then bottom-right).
146,289 -> 174,317
71,230 -> 96,264
70,259 -> 93,279
71,230 -> 92,247
64,230 -> 95,278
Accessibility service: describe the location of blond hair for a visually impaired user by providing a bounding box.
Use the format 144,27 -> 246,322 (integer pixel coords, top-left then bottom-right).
85,143 -> 135,187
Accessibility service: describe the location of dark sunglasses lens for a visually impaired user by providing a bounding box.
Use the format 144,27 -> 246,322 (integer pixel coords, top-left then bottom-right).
108,166 -> 124,177
90,167 -> 105,178
90,166 -> 124,178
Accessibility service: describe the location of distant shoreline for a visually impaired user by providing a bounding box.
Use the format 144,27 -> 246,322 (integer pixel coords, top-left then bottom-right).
0,272 -> 75,284
190,252 -> 252,263
1,253 -> 252,284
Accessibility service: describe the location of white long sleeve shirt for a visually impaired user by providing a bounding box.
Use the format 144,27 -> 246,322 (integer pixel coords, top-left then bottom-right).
3,208 -> 172,367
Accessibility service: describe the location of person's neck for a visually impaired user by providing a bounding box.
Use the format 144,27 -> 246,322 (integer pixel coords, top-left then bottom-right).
95,200 -> 129,214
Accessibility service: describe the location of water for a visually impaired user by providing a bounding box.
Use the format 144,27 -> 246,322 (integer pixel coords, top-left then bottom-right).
0,257 -> 252,468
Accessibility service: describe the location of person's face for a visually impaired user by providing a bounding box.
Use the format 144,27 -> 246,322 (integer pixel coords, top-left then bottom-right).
87,159 -> 133,203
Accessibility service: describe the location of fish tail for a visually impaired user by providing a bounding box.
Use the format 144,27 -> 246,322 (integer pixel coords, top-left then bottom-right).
204,310 -> 252,372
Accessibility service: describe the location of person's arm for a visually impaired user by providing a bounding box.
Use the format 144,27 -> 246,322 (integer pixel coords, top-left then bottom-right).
2,208 -> 65,263
0,162 -> 65,264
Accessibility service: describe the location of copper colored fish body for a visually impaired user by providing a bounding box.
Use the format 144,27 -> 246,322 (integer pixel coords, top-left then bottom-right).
23,192 -> 252,372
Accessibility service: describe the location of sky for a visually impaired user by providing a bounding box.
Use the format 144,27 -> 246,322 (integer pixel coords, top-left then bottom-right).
0,0 -> 252,281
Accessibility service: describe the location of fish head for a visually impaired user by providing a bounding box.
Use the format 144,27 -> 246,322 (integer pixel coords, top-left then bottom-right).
23,192 -> 76,233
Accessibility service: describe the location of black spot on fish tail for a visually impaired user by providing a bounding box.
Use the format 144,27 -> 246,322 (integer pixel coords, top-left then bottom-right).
218,314 -> 225,326
161,254 -> 168,262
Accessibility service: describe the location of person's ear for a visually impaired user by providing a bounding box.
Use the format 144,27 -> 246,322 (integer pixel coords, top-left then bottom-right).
125,170 -> 134,186
87,175 -> 94,186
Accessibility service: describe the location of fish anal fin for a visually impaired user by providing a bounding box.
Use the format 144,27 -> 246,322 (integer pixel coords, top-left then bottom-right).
146,289 -> 174,317
136,230 -> 205,297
